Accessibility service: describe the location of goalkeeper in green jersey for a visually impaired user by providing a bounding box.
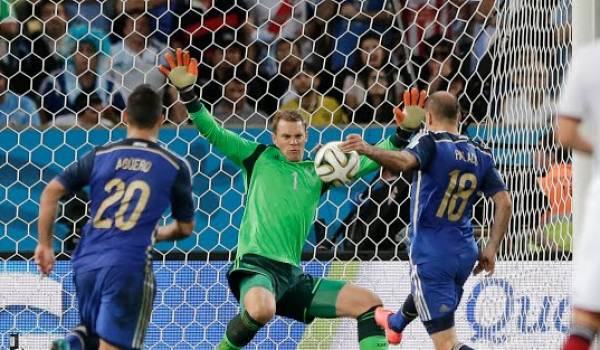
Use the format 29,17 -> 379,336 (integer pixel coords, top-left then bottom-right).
160,49 -> 425,350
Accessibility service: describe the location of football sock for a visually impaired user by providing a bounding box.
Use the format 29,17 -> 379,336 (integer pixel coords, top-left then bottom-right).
357,305 -> 388,350
217,311 -> 264,349
388,294 -> 418,333
563,335 -> 592,350
563,324 -> 596,350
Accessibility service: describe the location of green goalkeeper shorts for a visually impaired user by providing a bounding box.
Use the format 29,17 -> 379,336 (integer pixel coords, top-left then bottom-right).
227,254 -> 345,324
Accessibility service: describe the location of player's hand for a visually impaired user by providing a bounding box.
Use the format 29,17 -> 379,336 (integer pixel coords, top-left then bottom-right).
159,48 -> 198,91
473,245 -> 496,276
34,244 -> 55,276
340,134 -> 373,155
394,87 -> 427,130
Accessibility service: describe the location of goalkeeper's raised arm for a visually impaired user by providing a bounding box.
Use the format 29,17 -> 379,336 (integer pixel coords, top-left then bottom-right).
350,88 -> 428,178
159,49 -> 259,166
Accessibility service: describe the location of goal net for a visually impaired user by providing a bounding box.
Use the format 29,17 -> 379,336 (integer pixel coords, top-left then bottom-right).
0,0 -> 572,349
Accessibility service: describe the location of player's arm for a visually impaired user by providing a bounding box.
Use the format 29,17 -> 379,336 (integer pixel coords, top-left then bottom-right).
159,49 -> 260,166
35,151 -> 95,275
488,191 -> 512,254
36,179 -> 68,275
350,136 -> 405,178
342,130 -> 435,175
555,50 -> 593,154
556,116 -> 593,154
474,190 -> 512,276
474,164 -> 512,276
156,159 -> 195,242
343,136 -> 420,174
343,88 -> 428,177
155,221 -> 194,242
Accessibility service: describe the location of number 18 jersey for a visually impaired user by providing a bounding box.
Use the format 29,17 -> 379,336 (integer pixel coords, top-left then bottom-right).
55,138 -> 194,273
405,131 -> 506,264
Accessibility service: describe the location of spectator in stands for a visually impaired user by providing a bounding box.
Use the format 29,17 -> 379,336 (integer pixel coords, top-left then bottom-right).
417,37 -> 460,93
246,0 -> 308,44
0,63 -> 42,128
449,76 -> 466,99
3,0 -> 69,96
214,78 -> 266,127
324,0 -> 395,73
244,0 -> 314,80
462,1 -> 497,76
448,76 -> 471,123
63,0 -> 115,34
252,38 -> 302,116
111,10 -> 168,98
280,64 -> 348,126
109,7 -> 187,123
54,93 -> 117,129
447,0 -> 496,122
115,0 -> 176,42
39,37 -> 125,123
201,41 -> 257,108
0,13 -> 18,60
337,32 -> 397,123
179,0 -> 252,60
501,61 -> 555,128
351,69 -> 395,124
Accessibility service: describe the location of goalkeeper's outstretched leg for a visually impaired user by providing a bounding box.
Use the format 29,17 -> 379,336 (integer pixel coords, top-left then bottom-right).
217,274 -> 276,350
218,260 -> 388,350
323,282 -> 388,350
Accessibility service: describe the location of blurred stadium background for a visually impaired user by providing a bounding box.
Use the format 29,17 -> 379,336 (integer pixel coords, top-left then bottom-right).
0,0 -> 577,349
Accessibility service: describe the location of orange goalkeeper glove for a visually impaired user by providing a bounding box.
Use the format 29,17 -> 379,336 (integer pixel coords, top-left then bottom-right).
394,87 -> 427,131
390,88 -> 427,149
159,48 -> 199,103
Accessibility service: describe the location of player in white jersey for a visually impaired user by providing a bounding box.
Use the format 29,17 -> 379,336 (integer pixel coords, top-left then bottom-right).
556,41 -> 599,350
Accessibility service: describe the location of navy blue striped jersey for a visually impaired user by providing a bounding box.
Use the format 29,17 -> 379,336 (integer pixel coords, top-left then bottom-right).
55,138 -> 194,273
405,131 -> 506,264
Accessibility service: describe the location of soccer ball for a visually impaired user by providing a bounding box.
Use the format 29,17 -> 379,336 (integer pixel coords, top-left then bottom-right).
314,141 -> 360,186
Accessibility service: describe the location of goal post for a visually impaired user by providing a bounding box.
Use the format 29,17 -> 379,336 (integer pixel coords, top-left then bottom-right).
0,0 -> 576,349
572,0 -> 598,257
571,0 -> 599,348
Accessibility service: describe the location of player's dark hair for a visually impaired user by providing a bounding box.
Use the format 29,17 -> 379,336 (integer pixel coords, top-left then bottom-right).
426,91 -> 461,121
272,110 -> 306,133
126,84 -> 163,129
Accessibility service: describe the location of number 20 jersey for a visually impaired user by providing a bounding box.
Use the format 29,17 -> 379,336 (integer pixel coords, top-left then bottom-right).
404,131 -> 507,264
55,138 -> 194,273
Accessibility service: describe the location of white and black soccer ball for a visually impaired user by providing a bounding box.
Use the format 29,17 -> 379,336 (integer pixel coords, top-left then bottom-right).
314,141 -> 360,186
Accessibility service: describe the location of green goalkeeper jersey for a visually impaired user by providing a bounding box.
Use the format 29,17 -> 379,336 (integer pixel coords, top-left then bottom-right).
190,104 -> 398,266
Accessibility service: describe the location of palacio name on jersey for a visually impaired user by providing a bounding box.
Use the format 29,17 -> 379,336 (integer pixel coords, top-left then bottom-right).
115,157 -> 153,172
455,149 -> 478,166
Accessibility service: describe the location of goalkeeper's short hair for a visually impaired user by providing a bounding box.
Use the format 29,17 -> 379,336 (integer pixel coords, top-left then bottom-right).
126,84 -> 163,129
272,110 -> 306,133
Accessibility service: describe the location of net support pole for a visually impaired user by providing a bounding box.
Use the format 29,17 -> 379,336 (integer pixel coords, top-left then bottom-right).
572,1 -> 598,255
572,1 -> 600,348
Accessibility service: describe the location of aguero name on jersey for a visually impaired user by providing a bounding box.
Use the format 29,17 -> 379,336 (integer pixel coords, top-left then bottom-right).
405,131 -> 506,264
55,138 -> 194,273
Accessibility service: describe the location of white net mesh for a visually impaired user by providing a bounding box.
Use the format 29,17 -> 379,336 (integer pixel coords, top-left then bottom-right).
0,0 -> 572,349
